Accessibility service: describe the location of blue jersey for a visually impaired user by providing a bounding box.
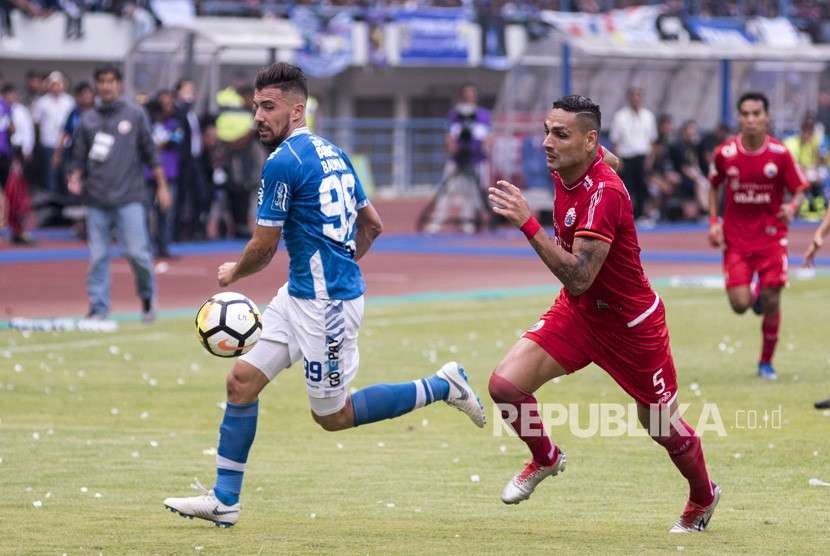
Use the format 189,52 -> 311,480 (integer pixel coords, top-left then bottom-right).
257,127 -> 368,300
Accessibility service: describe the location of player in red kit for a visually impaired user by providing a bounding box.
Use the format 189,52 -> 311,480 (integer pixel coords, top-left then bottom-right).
487,95 -> 719,533
708,92 -> 807,380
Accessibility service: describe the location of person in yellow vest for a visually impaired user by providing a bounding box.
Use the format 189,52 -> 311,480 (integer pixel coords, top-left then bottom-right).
305,95 -> 318,133
784,112 -> 829,221
213,84 -> 264,238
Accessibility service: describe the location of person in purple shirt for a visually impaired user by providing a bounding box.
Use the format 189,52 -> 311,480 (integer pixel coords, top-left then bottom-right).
0,97 -> 13,189
146,89 -> 186,258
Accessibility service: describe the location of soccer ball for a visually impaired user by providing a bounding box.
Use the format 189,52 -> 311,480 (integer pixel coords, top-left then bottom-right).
195,292 -> 262,357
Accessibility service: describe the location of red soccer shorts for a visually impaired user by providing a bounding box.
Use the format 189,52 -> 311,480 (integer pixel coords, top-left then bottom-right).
523,296 -> 678,406
723,245 -> 788,289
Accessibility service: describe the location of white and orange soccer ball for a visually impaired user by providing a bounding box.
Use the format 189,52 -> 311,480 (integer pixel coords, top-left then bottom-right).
195,292 -> 262,357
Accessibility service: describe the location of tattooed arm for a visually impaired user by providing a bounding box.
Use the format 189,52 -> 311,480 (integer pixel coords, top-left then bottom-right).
489,180 -> 610,295
218,225 -> 282,287
528,235 -> 611,295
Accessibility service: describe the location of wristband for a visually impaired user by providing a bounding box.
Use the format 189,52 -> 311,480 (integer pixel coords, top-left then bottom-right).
709,216 -> 720,225
520,216 -> 542,240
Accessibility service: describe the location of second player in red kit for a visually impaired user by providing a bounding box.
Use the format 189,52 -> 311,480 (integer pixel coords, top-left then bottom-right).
487,95 -> 718,533
708,92 -> 807,380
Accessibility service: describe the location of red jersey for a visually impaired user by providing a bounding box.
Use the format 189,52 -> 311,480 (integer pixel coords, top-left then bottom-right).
709,135 -> 807,253
551,153 -> 658,328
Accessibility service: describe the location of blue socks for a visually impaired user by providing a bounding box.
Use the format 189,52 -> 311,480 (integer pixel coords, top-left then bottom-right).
213,400 -> 258,506
211,376 -> 451,502
351,374 -> 449,426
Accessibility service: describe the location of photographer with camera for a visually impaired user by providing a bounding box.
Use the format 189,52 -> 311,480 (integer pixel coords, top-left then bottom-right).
423,83 -> 492,234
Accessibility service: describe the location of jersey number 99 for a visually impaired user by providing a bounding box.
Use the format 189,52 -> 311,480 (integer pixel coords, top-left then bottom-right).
320,173 -> 358,249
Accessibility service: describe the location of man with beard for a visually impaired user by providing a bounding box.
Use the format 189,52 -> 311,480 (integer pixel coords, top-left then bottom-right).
163,63 -> 487,528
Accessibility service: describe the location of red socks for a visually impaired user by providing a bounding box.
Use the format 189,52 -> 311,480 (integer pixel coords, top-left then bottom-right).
652,418 -> 714,506
488,374 -> 557,467
760,311 -> 780,364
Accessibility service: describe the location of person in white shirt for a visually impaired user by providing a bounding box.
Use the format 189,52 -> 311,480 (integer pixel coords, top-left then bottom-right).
610,87 -> 657,220
3,84 -> 35,162
31,71 -> 75,193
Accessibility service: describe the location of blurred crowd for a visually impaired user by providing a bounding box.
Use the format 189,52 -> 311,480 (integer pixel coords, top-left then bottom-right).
0,68 -> 273,249
0,0 -> 160,39
2,66 -> 829,248
4,0 -> 830,21
609,87 -> 830,226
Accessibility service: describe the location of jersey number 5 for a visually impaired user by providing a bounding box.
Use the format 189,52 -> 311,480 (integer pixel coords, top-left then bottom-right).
319,173 -> 358,247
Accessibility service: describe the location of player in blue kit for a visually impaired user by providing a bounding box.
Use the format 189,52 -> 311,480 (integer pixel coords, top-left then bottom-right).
163,63 -> 486,527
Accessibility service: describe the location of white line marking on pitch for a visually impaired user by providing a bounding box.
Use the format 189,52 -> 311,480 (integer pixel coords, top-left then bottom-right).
4,332 -> 168,353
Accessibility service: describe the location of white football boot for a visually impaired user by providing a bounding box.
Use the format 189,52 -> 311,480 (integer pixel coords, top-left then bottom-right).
163,480 -> 240,528
669,483 -> 721,533
501,450 -> 567,504
436,361 -> 487,428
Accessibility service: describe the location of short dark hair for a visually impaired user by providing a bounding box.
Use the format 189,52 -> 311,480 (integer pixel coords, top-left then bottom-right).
174,78 -> 192,93
552,94 -> 601,132
94,64 -> 122,82
237,85 -> 255,97
737,91 -> 768,113
73,81 -> 92,95
1,83 -> 15,95
254,62 -> 308,99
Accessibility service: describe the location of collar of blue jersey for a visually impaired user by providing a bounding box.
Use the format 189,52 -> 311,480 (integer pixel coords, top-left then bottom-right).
288,126 -> 311,139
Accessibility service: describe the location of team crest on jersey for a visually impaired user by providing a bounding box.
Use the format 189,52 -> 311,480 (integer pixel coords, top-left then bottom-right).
764,162 -> 778,178
527,319 -> 545,333
271,181 -> 289,211
564,207 -> 576,227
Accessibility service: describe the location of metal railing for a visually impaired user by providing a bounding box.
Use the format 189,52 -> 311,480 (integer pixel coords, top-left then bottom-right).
316,118 -> 449,192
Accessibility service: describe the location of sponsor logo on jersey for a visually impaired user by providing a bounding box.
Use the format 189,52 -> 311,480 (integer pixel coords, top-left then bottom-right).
659,390 -> 674,404
764,162 -> 778,178
584,175 -> 594,190
117,119 -> 132,135
734,191 -> 772,204
564,207 -> 576,227
722,143 -> 737,158
257,180 -> 264,207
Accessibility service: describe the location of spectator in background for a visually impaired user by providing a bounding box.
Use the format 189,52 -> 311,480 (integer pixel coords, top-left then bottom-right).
201,114 -> 235,240
23,69 -> 45,106
175,78 -> 208,240
52,80 -> 94,186
31,71 -> 74,193
647,113 -> 682,221
2,83 -> 36,245
668,120 -> 707,221
425,82 -> 492,234
610,87 -> 657,223
0,90 -> 12,190
145,89 -> 185,258
784,111 -> 828,221
699,121 -> 730,176
68,65 -> 170,322
215,84 -> 263,238
3,84 -> 34,165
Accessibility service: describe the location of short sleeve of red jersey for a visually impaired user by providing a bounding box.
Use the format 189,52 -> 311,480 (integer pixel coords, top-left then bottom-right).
708,147 -> 725,190
779,149 -> 809,194
574,184 -> 622,244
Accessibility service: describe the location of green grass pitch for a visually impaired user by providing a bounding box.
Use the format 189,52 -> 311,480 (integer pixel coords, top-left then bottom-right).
1,280 -> 829,555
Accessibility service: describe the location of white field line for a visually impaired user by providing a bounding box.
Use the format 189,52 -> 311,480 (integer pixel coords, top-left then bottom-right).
366,297 -> 716,328
3,332 -> 168,354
